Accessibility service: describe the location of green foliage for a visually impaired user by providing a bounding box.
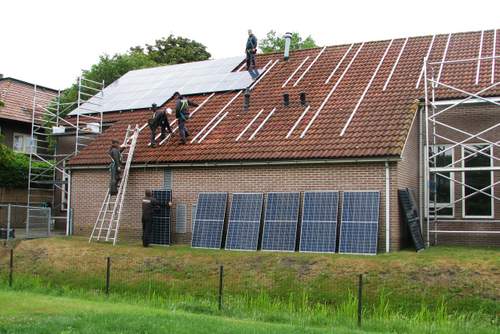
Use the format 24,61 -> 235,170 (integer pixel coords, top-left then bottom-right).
131,35 -> 211,65
260,30 -> 318,54
0,99 -> 4,107
58,35 -> 211,118
0,142 -> 52,188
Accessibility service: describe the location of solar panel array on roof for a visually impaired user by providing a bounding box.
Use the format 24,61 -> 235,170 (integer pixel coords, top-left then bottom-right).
261,192 -> 300,252
225,193 -> 263,251
191,192 -> 227,249
299,191 -> 339,253
70,57 -> 259,115
150,190 -> 172,245
339,191 -> 380,255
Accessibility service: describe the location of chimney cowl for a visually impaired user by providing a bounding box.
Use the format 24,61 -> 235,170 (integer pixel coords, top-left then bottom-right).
283,32 -> 292,61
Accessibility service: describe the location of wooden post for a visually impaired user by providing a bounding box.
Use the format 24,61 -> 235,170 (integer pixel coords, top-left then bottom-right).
357,274 -> 363,327
218,265 -> 224,311
105,257 -> 111,295
9,249 -> 13,287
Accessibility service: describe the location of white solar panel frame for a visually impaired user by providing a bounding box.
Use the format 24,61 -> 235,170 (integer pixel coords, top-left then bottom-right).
299,191 -> 339,254
261,192 -> 301,253
338,190 -> 380,256
225,192 -> 264,252
191,192 -> 228,250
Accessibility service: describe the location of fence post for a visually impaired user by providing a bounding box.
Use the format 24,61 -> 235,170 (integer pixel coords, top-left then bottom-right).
105,257 -> 111,295
357,274 -> 363,327
218,265 -> 224,311
6,204 -> 11,242
9,249 -> 13,287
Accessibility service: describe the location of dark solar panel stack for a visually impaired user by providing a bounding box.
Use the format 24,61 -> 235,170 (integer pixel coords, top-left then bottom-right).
398,188 -> 425,252
225,193 -> 263,251
191,192 -> 228,249
151,190 -> 172,245
339,191 -> 380,255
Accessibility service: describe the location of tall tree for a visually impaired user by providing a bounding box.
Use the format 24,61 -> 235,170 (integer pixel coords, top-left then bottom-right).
259,31 -> 317,54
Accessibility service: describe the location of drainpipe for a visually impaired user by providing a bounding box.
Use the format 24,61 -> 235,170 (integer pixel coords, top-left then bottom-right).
385,161 -> 390,253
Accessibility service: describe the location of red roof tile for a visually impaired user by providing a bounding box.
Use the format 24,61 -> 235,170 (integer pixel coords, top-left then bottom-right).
68,29 -> 500,166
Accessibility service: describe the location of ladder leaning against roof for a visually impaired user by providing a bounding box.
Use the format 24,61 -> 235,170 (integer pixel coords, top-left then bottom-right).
89,124 -> 140,245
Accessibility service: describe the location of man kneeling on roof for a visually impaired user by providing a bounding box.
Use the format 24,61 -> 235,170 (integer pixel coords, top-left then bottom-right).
174,92 -> 198,144
148,103 -> 173,147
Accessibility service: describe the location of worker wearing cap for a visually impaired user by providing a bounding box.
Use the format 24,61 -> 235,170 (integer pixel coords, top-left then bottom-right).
148,103 -> 173,147
174,92 -> 198,144
246,29 -> 258,70
108,139 -> 124,195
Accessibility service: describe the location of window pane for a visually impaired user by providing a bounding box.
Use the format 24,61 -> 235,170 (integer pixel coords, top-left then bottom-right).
464,145 -> 490,167
464,170 -> 492,216
13,135 -> 23,152
429,145 -> 452,167
430,173 -> 451,203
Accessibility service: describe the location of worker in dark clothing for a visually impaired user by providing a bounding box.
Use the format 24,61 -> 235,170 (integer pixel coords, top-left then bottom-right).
173,92 -> 198,144
246,29 -> 257,71
148,103 -> 173,147
142,190 -> 159,247
108,140 -> 124,195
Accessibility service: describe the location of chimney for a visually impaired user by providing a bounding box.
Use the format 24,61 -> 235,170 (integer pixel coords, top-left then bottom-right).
243,88 -> 250,112
283,32 -> 292,61
300,92 -> 308,107
283,93 -> 290,107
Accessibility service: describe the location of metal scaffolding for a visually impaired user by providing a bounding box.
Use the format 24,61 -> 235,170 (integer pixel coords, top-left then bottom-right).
422,54 -> 500,246
27,76 -> 104,236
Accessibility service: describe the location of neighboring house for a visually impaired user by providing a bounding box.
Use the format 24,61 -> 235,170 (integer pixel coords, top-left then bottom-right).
0,76 -> 57,153
66,29 -> 499,251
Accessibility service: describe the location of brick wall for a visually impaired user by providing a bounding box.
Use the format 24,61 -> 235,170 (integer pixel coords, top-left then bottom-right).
71,162 -> 406,251
424,103 -> 500,247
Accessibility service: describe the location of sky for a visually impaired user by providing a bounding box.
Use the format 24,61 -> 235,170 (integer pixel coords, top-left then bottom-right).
1,0 -> 499,90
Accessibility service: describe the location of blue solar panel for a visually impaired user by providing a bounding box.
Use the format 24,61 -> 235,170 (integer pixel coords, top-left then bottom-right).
225,193 -> 263,251
339,191 -> 380,255
299,191 -> 339,253
191,192 -> 227,249
151,190 -> 172,245
261,192 -> 300,252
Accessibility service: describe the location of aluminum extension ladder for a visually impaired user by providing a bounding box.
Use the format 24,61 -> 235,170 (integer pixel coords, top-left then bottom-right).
89,124 -> 140,245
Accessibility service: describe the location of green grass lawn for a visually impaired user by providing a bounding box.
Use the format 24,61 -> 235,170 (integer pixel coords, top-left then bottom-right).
0,238 -> 498,333
0,289 -> 496,334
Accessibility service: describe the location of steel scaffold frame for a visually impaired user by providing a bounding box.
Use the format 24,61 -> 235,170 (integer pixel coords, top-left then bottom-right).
27,76 -> 104,236
423,54 -> 500,247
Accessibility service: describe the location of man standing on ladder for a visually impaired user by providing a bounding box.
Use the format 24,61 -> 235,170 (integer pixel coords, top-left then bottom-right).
174,92 -> 198,144
148,103 -> 173,147
246,29 -> 258,71
109,140 -> 124,195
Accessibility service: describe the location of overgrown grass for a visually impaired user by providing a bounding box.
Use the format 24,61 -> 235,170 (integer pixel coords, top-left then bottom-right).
0,238 -> 498,333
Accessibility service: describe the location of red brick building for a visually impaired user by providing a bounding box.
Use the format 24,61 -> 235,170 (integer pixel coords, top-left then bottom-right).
66,29 -> 499,251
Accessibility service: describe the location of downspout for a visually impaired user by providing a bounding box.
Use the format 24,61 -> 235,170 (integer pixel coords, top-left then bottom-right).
66,170 -> 72,236
418,106 -> 424,235
385,161 -> 390,253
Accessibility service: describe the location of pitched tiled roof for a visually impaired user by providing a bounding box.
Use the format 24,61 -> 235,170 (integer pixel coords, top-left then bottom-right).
0,78 -> 57,124
68,29 -> 499,166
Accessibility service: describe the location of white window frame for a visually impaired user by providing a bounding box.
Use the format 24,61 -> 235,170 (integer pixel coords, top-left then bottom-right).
13,132 -> 32,154
427,144 -> 455,218
461,143 -> 494,219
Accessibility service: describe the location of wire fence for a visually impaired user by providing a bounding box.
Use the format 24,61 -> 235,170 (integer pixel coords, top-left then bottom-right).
0,204 -> 52,240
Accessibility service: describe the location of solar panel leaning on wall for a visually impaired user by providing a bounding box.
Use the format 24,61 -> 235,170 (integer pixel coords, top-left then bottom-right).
261,192 -> 300,252
191,192 -> 228,249
225,193 -> 264,251
299,191 -> 339,253
150,190 -> 172,245
338,191 -> 380,255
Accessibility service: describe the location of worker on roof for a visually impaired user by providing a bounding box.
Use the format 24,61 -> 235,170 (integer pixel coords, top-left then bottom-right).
108,139 -> 124,195
246,29 -> 258,71
148,103 -> 173,147
173,92 -> 198,144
